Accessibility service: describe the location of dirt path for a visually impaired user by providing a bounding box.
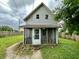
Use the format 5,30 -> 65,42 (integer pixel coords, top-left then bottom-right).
5,43 -> 42,59
31,50 -> 42,59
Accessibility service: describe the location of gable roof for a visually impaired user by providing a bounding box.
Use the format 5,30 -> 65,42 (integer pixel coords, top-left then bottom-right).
24,2 -> 52,21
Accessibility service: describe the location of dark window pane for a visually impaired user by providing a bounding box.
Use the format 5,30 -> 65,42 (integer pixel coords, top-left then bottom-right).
36,14 -> 39,19
34,29 -> 39,39
45,15 -> 48,19
35,29 -> 39,34
34,35 -> 39,39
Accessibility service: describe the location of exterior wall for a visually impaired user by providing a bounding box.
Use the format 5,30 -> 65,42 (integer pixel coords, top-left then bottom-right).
26,5 -> 57,26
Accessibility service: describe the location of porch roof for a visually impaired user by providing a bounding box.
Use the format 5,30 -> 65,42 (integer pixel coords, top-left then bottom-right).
24,24 -> 60,28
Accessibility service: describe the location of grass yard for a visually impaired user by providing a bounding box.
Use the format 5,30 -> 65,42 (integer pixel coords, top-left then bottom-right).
0,35 -> 23,59
41,38 -> 79,59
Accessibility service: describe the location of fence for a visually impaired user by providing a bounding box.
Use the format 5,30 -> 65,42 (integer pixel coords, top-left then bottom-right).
60,32 -> 79,41
0,31 -> 23,37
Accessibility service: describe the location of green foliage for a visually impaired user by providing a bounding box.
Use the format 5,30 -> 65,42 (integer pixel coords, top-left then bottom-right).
54,0 -> 79,34
0,26 -> 13,31
73,31 -> 79,35
65,32 -> 69,35
41,38 -> 79,59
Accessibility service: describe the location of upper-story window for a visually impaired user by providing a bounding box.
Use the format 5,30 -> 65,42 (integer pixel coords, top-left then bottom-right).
36,14 -> 39,19
45,14 -> 48,19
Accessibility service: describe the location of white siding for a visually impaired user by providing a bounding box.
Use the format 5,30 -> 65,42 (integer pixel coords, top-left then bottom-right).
26,5 -> 57,26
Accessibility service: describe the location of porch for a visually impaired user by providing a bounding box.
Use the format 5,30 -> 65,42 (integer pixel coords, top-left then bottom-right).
24,28 -> 58,45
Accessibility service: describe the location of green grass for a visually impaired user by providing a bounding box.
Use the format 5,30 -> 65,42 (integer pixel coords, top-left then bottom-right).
41,38 -> 79,59
0,35 -> 23,59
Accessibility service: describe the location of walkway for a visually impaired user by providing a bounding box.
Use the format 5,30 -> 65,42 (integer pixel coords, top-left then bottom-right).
6,43 -> 42,59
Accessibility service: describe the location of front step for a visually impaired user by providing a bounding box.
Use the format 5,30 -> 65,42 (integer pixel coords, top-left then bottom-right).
32,45 -> 41,50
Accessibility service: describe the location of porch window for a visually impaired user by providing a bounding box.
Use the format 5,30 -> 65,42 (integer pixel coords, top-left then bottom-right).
34,29 -> 39,39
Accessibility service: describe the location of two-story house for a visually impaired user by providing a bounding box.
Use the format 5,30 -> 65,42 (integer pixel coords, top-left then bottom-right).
23,3 -> 60,45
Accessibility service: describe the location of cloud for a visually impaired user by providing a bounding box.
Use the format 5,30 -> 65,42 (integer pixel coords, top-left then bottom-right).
0,14 -> 19,30
48,0 -> 63,10
0,0 -> 19,30
0,2 -> 12,13
8,0 -> 34,8
7,0 -> 31,23
26,0 -> 61,13
0,0 -> 35,30
25,0 -> 50,15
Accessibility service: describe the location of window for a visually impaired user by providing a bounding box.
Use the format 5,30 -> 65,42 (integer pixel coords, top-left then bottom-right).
45,15 -> 48,19
34,29 -> 39,39
36,14 -> 39,19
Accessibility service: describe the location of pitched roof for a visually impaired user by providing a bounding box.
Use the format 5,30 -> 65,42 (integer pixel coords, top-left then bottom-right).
24,2 -> 52,21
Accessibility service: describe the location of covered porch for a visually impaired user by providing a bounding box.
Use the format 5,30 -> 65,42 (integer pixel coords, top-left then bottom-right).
24,28 -> 58,45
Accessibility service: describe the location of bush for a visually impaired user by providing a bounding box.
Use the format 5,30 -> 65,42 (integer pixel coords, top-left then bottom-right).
73,31 -> 79,35
65,32 -> 69,35
0,35 -> 6,38
0,26 -> 13,31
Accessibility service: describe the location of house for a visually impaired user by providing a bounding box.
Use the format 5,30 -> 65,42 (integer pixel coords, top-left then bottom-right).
19,23 -> 26,32
19,26 -> 24,32
23,3 -> 60,45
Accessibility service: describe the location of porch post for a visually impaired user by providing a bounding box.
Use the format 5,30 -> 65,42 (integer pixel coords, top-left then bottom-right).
52,29 -> 54,44
56,28 -> 58,44
24,28 -> 26,44
46,29 -> 48,44
32,29 -> 34,45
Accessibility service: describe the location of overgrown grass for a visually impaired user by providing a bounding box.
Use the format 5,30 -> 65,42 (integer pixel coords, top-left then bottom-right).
0,35 -> 23,59
41,38 -> 79,59
14,43 -> 33,56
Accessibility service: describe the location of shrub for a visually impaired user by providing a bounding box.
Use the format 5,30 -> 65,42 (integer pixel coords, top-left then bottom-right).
0,26 -> 13,31
73,31 -> 79,35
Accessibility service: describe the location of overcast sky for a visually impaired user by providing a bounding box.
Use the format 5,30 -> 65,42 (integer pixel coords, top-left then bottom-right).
0,0 -> 62,30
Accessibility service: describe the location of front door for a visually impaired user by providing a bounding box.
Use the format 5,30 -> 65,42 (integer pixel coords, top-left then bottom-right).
32,29 -> 41,45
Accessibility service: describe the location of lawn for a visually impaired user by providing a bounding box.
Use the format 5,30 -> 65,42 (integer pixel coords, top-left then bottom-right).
41,38 -> 79,59
0,35 -> 23,59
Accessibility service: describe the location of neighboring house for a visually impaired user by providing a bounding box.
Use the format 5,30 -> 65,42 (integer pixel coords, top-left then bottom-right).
19,23 -> 26,32
19,26 -> 24,32
24,3 -> 60,45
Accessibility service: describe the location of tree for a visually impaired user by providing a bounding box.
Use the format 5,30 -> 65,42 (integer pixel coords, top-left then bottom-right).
54,0 -> 79,35
0,26 -> 13,31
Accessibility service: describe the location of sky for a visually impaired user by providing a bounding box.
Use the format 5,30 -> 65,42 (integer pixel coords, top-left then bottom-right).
0,0 -> 62,30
